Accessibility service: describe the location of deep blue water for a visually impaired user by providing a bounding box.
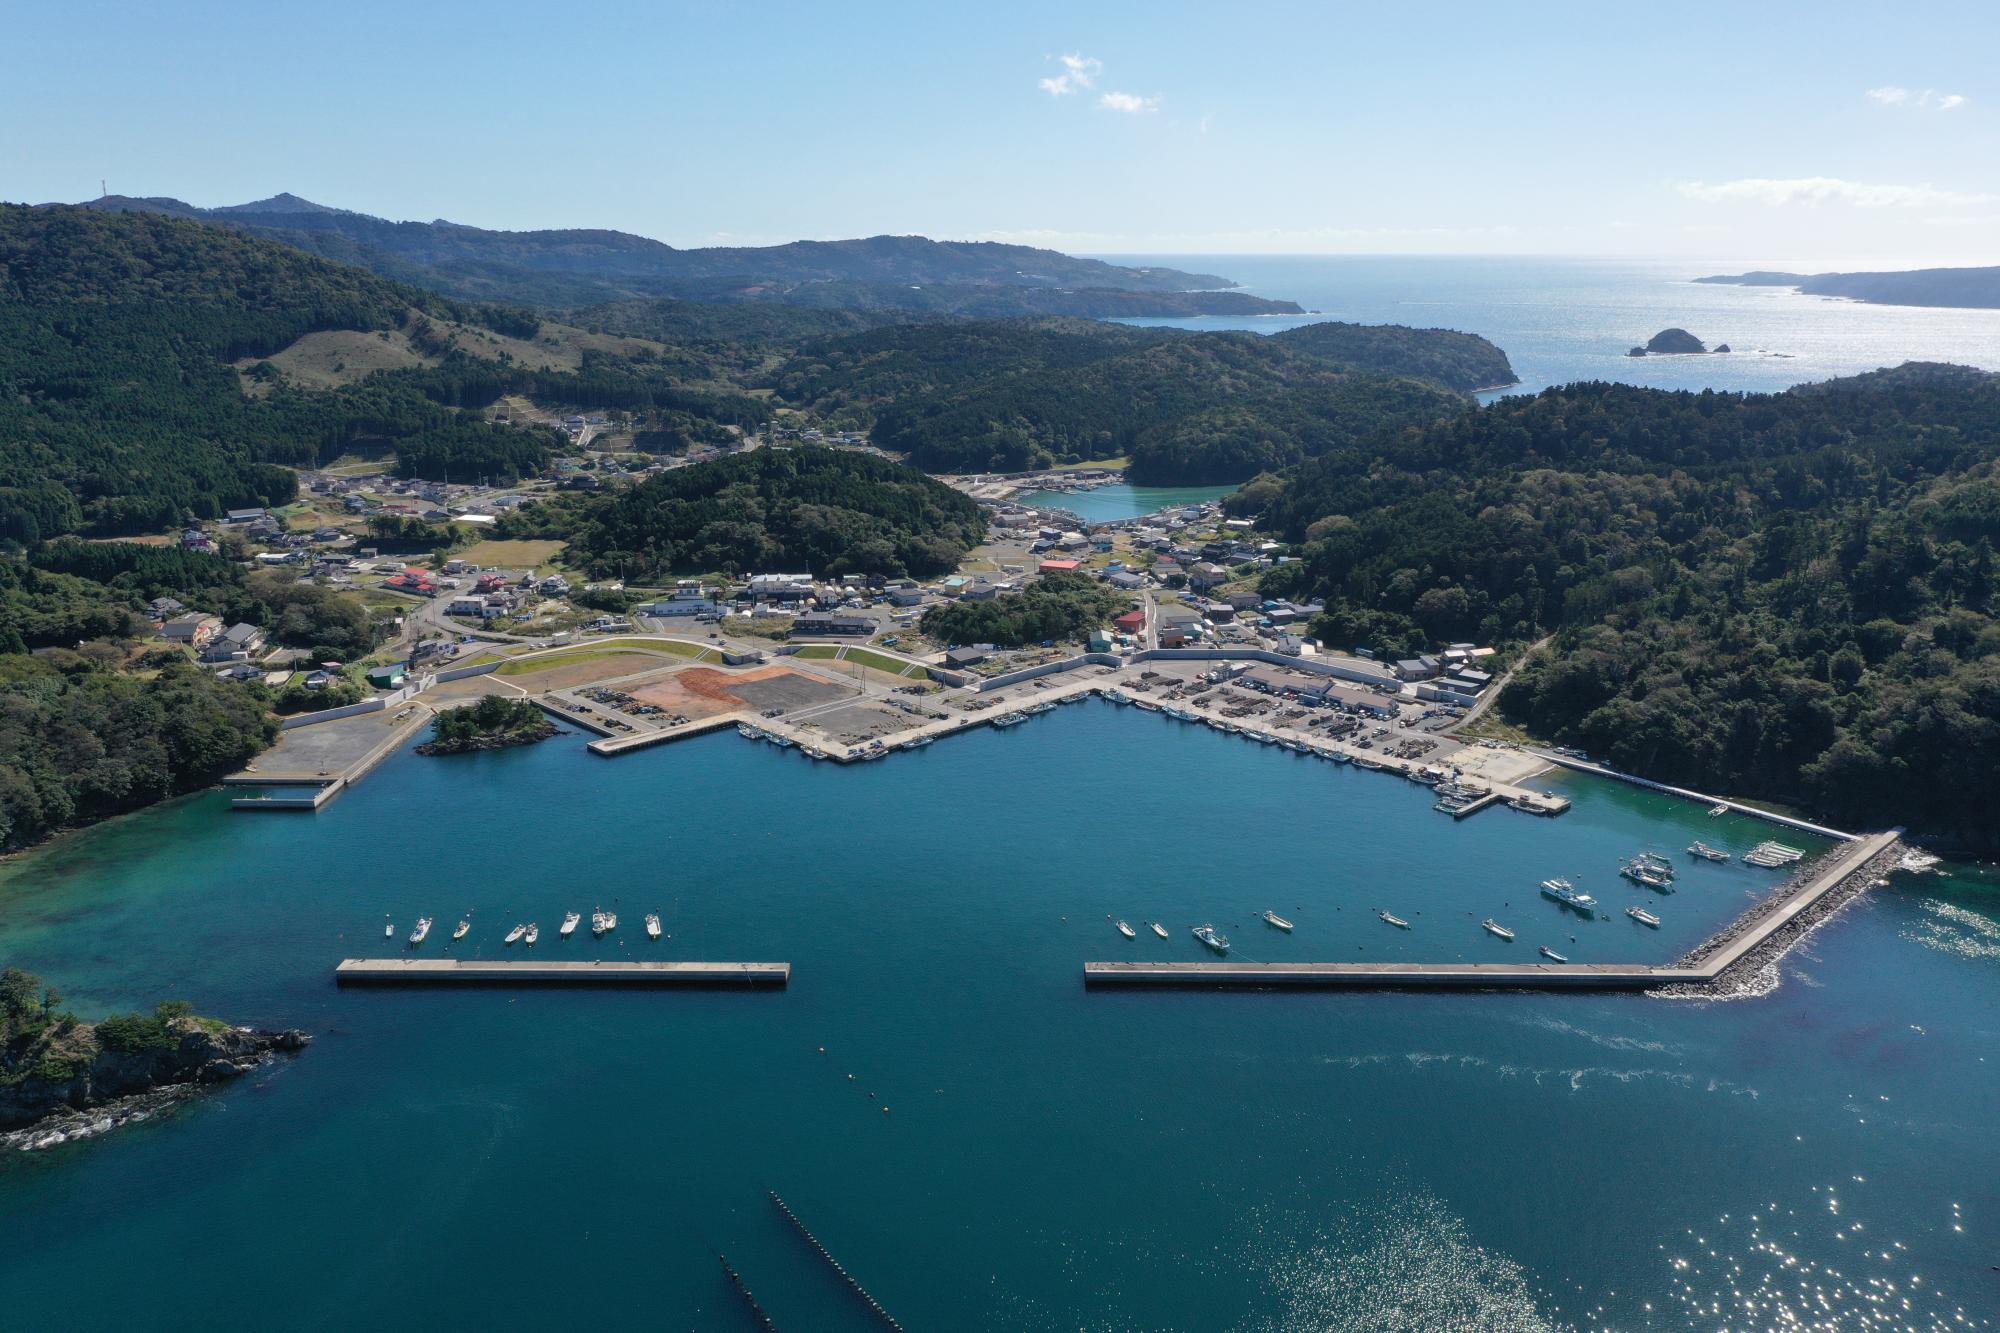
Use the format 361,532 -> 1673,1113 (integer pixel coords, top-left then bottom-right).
1105,255 -> 2000,397
3,701 -> 1996,1330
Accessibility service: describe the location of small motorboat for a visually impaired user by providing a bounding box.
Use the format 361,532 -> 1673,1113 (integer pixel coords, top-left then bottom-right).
408,917 -> 432,945
560,912 -> 581,938
1262,910 -> 1294,931
1148,922 -> 1169,939
645,914 -> 662,939
1482,918 -> 1515,940
591,908 -> 617,937
1115,920 -> 1137,939
504,924 -> 527,945
383,916 -> 395,940
452,917 -> 471,941
1379,911 -> 1410,929
1540,946 -> 1568,962
1627,906 -> 1662,927
1192,924 -> 1230,954
524,923 -> 539,945
1708,803 -> 1729,817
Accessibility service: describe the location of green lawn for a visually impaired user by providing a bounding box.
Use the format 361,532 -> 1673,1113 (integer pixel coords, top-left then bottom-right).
843,647 -> 928,679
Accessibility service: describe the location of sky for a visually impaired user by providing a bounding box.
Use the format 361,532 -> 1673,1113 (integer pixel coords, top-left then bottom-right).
4,0 -> 1996,265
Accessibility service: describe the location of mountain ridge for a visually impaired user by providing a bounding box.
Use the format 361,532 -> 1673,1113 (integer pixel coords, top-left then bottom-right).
1695,265 -> 2000,310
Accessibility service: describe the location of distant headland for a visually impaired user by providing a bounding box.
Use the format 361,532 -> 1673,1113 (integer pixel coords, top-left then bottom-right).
1696,266 -> 2000,311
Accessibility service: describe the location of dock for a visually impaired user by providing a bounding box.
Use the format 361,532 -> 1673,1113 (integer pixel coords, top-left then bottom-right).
333,958 -> 789,987
1084,828 -> 1902,992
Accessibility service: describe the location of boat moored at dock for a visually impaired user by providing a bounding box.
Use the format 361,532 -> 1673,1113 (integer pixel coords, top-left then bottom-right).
504,924 -> 527,945
408,917 -> 433,945
1192,924 -> 1230,954
452,917 -> 471,941
1482,918 -> 1515,940
1539,946 -> 1569,963
560,912 -> 581,938
1115,919 -> 1137,939
645,913 -> 662,939
1687,840 -> 1730,862
1627,906 -> 1662,927
1540,879 -> 1598,917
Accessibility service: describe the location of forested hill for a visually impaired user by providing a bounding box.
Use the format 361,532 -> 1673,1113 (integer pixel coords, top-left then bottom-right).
504,446 -> 987,580
70,194 -> 1301,317
769,319 -> 1487,483
1244,369 -> 2000,844
1269,321 -> 1516,392
1695,266 -> 2000,310
0,206 -> 771,538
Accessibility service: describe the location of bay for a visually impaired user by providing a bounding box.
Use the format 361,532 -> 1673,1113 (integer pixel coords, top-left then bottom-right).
2,700 -> 1995,1329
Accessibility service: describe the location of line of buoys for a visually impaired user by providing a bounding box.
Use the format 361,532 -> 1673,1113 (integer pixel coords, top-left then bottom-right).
717,1254 -> 778,1331
767,1191 -> 904,1330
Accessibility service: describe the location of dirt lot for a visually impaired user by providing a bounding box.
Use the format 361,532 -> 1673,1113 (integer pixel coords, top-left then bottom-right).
626,665 -> 848,720
805,701 -> 916,745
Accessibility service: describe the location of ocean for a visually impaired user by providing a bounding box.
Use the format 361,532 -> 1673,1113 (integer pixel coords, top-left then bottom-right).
2,701 -> 1995,1330
1104,255 -> 2000,398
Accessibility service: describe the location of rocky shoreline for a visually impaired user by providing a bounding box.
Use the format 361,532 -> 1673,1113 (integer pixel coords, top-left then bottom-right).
2,1020 -> 310,1149
415,720 -> 559,756
1654,839 -> 1908,1000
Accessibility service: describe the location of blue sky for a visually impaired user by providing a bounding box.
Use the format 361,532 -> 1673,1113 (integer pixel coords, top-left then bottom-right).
4,0 -> 1995,263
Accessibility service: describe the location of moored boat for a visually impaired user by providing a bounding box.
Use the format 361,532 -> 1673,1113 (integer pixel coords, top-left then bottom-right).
504,923 -> 527,945
1627,906 -> 1662,927
1539,946 -> 1569,963
1115,919 -> 1136,938
560,911 -> 581,937
645,913 -> 662,939
524,923 -> 539,944
591,908 -> 617,937
1379,911 -> 1410,929
1192,924 -> 1230,954
409,917 -> 432,945
383,915 -> 395,939
1620,862 -> 1676,892
452,917 -> 471,941
1708,803 -> 1729,817
1148,921 -> 1169,939
1482,918 -> 1515,940
1262,910 -> 1294,931
1687,840 -> 1729,862
1540,879 -> 1598,916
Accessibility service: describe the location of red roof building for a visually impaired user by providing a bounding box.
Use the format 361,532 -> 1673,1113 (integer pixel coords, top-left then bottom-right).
1038,559 -> 1083,574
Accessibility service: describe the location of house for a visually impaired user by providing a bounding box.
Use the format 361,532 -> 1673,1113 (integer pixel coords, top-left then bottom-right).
224,507 -> 268,524
959,584 -> 1000,602
366,664 -> 407,690
200,622 -> 268,662
159,614 -> 224,649
1188,561 -> 1231,590
1103,571 -> 1145,592
1114,610 -> 1147,635
304,670 -> 336,690
1039,558 -> 1083,575
645,586 -> 719,617
887,588 -> 925,608
1088,629 -> 1115,653
147,596 -> 186,620
1394,657 -> 1442,681
792,612 -> 874,636
446,597 -> 485,617
1152,560 -> 1185,587
943,644 -> 995,667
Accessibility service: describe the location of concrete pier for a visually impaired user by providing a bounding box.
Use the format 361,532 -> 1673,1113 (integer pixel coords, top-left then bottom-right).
334,958 -> 789,987
1084,829 -> 1901,992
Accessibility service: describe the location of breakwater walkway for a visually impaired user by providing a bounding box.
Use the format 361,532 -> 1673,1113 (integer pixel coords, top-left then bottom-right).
334,959 -> 789,987
1084,828 -> 1902,992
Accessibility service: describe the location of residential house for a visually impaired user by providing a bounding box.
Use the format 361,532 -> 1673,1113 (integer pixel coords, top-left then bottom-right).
201,622 -> 268,662
159,614 -> 224,649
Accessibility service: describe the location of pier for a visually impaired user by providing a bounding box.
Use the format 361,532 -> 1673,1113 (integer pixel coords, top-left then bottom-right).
333,958 -> 789,987
1084,828 -> 1902,992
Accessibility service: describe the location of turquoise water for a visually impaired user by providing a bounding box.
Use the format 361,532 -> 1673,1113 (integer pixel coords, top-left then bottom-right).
1106,256 -> 2000,398
1014,483 -> 1235,523
3,700 -> 1996,1328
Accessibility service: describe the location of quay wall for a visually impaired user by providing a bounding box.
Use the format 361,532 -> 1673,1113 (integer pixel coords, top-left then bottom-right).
1538,754 -> 1858,841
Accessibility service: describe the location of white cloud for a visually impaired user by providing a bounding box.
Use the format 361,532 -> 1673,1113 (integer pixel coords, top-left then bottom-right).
1865,85 -> 1969,111
1038,53 -> 1101,97
1677,176 -> 1994,209
1099,90 -> 1161,114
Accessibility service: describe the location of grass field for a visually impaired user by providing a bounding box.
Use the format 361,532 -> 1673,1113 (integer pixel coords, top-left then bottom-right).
457,539 -> 567,568
494,650 -> 657,679
793,645 -> 841,659
843,647 -> 927,679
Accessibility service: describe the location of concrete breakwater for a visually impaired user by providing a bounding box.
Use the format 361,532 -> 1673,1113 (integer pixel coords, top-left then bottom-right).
1084,829 -> 1903,993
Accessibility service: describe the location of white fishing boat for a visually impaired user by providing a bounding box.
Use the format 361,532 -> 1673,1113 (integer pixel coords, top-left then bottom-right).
1539,946 -> 1569,963
560,911 -> 581,937
383,916 -> 395,939
524,923 -> 539,945
645,913 -> 662,939
1262,910 -> 1294,931
1707,803 -> 1729,817
504,924 -> 527,945
1148,921 -> 1169,939
1540,879 -> 1598,916
1115,919 -> 1136,939
591,908 -> 617,937
1482,918 -> 1515,940
408,917 -> 433,945
1192,924 -> 1230,954
1687,841 -> 1729,862
1620,862 -> 1676,892
1379,911 -> 1410,929
452,917 -> 471,941
1627,906 -> 1662,927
